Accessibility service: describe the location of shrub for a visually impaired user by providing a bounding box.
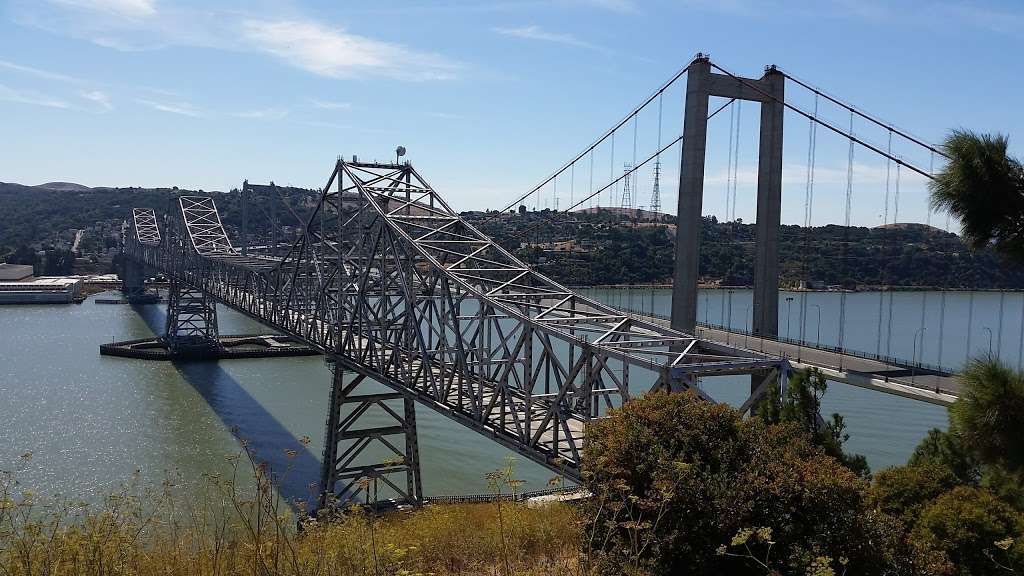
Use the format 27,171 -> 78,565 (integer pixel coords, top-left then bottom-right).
911,486 -> 1024,575
581,390 -> 892,575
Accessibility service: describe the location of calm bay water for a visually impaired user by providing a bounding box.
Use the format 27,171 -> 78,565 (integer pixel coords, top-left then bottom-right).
5,288 -> 1015,503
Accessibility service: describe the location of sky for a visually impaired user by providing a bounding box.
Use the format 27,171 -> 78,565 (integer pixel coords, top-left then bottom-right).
1,0 -> 1022,228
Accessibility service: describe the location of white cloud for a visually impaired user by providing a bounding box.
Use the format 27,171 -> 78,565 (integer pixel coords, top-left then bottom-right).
80,89 -> 113,110
231,107 -> 288,120
241,19 -> 460,81
50,0 -> 157,18
0,59 -> 81,83
568,0 -> 639,13
0,84 -> 69,108
310,99 -> 352,110
493,25 -> 599,50
137,98 -> 200,117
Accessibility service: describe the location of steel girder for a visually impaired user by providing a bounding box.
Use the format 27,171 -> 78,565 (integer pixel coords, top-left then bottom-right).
120,159 -> 786,485
164,280 -> 220,354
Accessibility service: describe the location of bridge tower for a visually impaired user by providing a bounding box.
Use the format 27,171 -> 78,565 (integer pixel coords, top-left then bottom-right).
163,280 -> 221,356
671,55 -> 784,339
320,362 -> 423,508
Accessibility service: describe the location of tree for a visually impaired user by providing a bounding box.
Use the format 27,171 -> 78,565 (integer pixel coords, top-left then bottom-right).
581,390 -> 893,575
908,428 -> 981,485
949,357 -> 1024,474
911,486 -> 1024,575
869,462 -> 959,525
758,367 -> 870,478
929,130 -> 1024,261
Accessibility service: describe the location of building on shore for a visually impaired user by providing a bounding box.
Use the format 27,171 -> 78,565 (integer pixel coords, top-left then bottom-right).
0,263 -> 82,304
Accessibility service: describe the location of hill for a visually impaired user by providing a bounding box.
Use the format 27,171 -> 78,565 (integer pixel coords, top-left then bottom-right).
35,181 -> 93,191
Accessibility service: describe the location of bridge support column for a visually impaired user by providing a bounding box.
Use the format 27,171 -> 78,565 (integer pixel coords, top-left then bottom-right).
163,280 -> 221,356
319,361 -> 423,510
120,257 -> 150,303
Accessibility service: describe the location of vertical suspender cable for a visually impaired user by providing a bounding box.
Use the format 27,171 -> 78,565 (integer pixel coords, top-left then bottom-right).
966,291 -> 975,365
877,130 -> 893,356
1018,295 -> 1023,371
609,132 -> 615,207
800,95 -> 819,345
838,111 -> 855,368
886,163 -> 902,357
732,101 -> 742,221
726,101 -> 735,221
997,290 -> 1005,359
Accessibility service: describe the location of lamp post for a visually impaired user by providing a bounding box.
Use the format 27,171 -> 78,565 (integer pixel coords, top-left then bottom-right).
912,328 -> 926,381
744,305 -> 751,348
785,296 -> 795,341
811,304 -> 822,347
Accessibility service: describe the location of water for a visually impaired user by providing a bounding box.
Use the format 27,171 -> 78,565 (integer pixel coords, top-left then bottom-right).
5,288 -> 1012,504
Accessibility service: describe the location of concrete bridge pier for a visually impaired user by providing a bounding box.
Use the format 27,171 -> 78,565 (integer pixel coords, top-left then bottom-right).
120,257 -> 152,303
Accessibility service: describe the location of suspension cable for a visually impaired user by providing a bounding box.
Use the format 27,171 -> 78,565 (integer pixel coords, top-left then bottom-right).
708,62 -> 937,180
777,68 -> 949,160
484,56 -> 698,221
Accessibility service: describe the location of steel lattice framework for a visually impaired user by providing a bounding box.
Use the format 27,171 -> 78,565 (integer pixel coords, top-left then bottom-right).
121,159 -> 786,498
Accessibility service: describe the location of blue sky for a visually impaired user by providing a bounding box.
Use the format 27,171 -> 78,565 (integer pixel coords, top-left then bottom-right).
1,0 -> 1021,227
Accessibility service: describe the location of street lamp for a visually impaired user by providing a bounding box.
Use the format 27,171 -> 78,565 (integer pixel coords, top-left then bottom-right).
983,326 -> 994,356
744,305 -> 751,348
785,296 -> 795,340
912,328 -> 926,381
810,304 -> 822,347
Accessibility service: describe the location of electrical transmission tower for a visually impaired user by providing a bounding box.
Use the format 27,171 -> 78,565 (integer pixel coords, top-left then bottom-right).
621,163 -> 633,210
650,159 -> 662,216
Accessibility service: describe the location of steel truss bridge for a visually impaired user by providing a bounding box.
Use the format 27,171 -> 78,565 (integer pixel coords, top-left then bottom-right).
121,160 -> 788,504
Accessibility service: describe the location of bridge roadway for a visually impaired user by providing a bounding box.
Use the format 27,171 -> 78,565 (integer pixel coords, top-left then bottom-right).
634,313 -> 959,406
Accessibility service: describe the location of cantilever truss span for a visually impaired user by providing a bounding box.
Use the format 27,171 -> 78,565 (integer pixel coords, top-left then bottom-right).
121,159 -> 787,495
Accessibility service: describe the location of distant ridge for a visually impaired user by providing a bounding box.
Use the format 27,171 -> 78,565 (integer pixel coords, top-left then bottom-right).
35,182 -> 92,191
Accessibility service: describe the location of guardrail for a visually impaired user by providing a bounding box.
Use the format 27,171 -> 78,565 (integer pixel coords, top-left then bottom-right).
614,304 -> 957,376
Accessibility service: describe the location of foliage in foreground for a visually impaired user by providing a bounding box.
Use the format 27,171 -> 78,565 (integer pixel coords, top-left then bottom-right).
580,389 -> 897,575
0,453 -> 579,576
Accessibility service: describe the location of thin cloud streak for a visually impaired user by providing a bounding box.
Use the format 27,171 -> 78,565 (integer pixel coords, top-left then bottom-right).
0,83 -> 70,108
0,59 -> 82,83
80,89 -> 113,110
241,18 -> 461,81
137,98 -> 201,117
50,0 -> 158,19
493,25 -> 601,50
310,99 -> 352,110
231,107 -> 288,120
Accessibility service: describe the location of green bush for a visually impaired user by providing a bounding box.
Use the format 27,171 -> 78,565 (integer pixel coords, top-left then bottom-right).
581,390 -> 892,575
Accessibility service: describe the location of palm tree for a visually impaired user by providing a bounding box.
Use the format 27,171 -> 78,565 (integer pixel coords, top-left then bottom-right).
929,130 -> 1024,261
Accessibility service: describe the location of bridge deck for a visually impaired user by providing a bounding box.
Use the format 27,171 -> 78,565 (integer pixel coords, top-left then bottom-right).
637,314 -> 959,406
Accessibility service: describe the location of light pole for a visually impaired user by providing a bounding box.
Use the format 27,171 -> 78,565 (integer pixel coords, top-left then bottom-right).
744,305 -> 751,348
811,304 -> 822,347
726,289 -> 734,344
704,293 -> 710,326
785,296 -> 795,341
983,326 -> 993,356
912,327 -> 926,381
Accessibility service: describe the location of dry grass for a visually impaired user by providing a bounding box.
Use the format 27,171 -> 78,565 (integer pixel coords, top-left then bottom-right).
0,452 -> 583,576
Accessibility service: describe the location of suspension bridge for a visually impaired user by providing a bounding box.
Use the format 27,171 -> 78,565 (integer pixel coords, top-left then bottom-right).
112,53 -> 1006,505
